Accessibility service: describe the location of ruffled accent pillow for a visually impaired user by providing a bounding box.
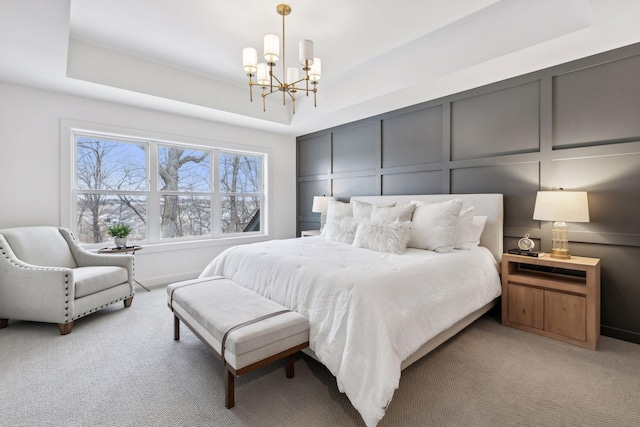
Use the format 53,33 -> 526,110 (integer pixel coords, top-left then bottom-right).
408,199 -> 463,253
321,217 -> 360,244
370,203 -> 417,223
454,215 -> 487,250
453,207 -> 475,249
353,220 -> 412,254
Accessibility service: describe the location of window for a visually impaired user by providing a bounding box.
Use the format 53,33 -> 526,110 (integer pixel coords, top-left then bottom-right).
72,132 -> 265,246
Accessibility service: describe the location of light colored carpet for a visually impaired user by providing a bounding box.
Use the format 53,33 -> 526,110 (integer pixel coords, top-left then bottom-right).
1,288 -> 639,427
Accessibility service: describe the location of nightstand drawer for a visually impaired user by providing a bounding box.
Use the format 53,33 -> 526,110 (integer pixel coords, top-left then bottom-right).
508,283 -> 544,329
545,291 -> 586,341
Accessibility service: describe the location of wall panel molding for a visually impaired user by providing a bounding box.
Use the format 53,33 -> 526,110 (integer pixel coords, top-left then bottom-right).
297,42 -> 640,343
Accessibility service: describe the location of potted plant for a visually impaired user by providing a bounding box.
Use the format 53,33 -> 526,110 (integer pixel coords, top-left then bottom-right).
107,223 -> 132,248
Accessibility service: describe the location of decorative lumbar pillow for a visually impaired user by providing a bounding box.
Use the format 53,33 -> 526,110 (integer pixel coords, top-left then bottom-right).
321,216 -> 359,244
352,220 -> 412,254
352,200 -> 396,222
326,200 -> 353,224
370,203 -> 417,224
408,199 -> 463,253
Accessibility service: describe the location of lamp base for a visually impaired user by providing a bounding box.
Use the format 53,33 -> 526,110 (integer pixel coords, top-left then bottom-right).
550,248 -> 571,259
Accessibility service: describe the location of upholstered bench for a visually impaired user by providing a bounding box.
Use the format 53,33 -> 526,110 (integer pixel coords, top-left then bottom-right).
167,276 -> 310,408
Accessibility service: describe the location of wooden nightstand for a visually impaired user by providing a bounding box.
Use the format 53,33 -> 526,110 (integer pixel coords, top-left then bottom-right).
501,253 -> 600,350
300,230 -> 321,237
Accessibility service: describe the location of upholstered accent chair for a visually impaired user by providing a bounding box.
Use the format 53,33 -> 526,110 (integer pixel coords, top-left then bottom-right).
0,226 -> 135,335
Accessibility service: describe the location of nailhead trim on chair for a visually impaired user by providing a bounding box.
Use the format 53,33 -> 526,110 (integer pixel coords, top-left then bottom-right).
71,294 -> 135,320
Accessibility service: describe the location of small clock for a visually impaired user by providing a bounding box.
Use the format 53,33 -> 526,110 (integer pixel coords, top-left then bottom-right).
518,233 -> 535,251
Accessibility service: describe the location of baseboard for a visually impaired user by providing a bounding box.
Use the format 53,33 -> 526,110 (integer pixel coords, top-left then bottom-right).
136,271 -> 201,290
601,325 -> 640,345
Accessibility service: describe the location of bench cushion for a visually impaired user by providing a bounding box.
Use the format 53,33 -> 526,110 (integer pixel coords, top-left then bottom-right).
167,277 -> 309,370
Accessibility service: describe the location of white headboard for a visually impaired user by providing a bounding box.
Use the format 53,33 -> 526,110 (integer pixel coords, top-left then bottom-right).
351,194 -> 504,263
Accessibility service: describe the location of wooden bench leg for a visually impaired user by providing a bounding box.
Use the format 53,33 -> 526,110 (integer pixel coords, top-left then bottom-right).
285,354 -> 295,378
226,368 -> 235,409
58,322 -> 73,335
124,297 -> 133,308
0,319 -> 8,329
174,315 -> 180,341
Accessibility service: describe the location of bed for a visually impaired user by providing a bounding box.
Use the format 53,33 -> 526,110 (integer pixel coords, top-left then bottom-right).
199,194 -> 503,427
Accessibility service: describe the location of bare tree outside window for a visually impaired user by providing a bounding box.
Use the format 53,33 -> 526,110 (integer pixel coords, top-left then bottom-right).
158,146 -> 211,238
219,152 -> 261,233
74,133 -> 265,245
76,138 -> 147,244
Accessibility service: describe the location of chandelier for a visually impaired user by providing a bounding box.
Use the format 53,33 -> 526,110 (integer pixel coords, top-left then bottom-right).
242,4 -> 321,114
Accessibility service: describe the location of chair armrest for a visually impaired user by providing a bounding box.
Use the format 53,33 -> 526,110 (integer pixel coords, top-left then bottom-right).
0,236 -> 76,323
58,228 -> 135,293
59,228 -> 134,268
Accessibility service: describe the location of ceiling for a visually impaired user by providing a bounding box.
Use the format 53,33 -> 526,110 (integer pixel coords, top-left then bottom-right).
2,0 -> 640,136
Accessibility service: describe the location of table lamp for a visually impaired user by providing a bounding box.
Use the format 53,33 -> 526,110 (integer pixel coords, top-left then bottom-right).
533,190 -> 589,259
312,196 -> 334,231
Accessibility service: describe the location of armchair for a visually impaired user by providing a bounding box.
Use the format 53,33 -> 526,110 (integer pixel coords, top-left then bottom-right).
0,226 -> 135,335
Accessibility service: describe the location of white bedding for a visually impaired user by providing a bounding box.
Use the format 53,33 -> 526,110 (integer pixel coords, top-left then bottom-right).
199,236 -> 501,427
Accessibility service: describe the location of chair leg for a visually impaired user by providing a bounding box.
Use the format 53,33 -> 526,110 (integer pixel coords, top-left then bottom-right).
0,319 -> 8,329
285,355 -> 295,378
58,322 -> 73,335
124,297 -> 133,308
225,368 -> 235,409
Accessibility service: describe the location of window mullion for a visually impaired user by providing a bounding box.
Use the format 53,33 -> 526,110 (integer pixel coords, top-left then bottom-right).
148,142 -> 160,243
212,150 -> 221,238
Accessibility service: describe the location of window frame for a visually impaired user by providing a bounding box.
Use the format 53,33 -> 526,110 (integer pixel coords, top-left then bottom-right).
61,121 -> 269,250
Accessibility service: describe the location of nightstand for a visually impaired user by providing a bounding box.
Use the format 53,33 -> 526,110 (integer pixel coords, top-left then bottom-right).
300,230 -> 321,237
501,253 -> 600,350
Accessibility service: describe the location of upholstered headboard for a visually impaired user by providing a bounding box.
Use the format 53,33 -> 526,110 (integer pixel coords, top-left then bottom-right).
351,194 -> 504,263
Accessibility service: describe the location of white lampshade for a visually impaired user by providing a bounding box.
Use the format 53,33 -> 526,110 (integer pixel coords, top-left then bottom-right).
309,57 -> 321,82
263,34 -> 279,63
312,196 -> 333,213
309,58 -> 322,82
299,40 -> 314,65
286,67 -> 300,85
533,191 -> 590,222
242,47 -> 257,73
257,63 -> 269,85
533,190 -> 589,259
312,195 -> 334,231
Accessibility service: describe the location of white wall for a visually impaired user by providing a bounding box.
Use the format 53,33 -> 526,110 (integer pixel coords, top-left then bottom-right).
0,81 -> 297,286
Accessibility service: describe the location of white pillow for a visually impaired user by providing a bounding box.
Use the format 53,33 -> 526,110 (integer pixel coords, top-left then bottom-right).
370,203 -> 416,223
455,216 -> 488,250
352,200 -> 396,221
326,200 -> 352,224
321,216 -> 359,244
353,220 -> 412,254
453,207 -> 475,249
408,199 -> 463,253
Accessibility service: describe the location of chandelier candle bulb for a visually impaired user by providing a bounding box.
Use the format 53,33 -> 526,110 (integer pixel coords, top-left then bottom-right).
242,47 -> 258,73
263,34 -> 279,63
299,40 -> 314,66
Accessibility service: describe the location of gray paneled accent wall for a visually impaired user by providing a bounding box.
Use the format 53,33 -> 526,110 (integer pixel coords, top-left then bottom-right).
297,42 -> 640,344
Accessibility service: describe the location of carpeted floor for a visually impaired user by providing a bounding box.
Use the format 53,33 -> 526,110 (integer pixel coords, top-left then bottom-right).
1,288 -> 639,427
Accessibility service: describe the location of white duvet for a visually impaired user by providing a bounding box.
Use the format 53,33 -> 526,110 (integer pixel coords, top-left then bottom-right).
199,237 -> 501,427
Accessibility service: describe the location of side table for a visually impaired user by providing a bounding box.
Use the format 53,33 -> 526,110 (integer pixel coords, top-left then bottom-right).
98,245 -> 149,292
501,253 -> 600,350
